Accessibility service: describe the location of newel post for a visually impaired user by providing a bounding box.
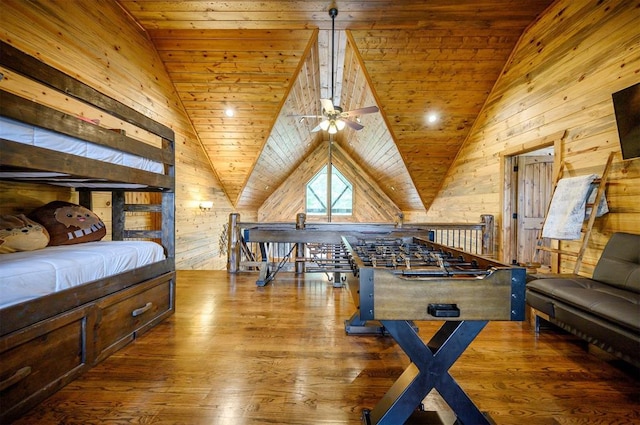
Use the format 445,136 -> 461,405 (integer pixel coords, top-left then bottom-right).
227,213 -> 241,273
295,213 -> 306,274
480,214 -> 495,257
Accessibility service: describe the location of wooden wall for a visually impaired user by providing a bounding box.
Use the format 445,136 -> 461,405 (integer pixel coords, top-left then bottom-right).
3,0 -> 638,273
0,182 -> 74,215
0,0 -> 233,269
259,141 -> 402,223
425,0 -> 640,275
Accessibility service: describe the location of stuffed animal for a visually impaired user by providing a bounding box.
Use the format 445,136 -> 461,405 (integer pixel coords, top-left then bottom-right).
28,201 -> 106,246
0,214 -> 50,253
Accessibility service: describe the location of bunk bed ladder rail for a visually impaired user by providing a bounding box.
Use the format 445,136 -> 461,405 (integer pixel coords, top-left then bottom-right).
110,190 -> 175,260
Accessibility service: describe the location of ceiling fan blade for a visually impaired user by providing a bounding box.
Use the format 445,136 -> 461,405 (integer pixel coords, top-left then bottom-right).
342,105 -> 379,117
320,98 -> 336,114
341,118 -> 364,131
310,123 -> 323,132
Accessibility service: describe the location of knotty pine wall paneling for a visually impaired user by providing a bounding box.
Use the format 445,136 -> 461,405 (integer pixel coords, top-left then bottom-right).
0,0 -> 233,269
259,141 -> 401,223
0,182 -> 75,215
425,0 -> 640,275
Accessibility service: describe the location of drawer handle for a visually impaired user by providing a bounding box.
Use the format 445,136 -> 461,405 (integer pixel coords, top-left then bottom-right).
0,366 -> 32,391
132,302 -> 153,317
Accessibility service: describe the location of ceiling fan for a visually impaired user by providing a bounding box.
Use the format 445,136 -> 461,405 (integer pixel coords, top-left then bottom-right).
312,99 -> 379,133
292,7 -> 379,134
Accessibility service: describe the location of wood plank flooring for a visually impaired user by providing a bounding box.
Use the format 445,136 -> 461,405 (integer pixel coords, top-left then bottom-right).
13,270 -> 639,424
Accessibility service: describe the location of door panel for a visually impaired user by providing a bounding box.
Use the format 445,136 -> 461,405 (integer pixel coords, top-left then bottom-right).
517,155 -> 553,266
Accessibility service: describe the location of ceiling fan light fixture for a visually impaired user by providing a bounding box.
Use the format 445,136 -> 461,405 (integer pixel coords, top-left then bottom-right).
328,121 -> 338,134
336,119 -> 346,131
319,120 -> 330,131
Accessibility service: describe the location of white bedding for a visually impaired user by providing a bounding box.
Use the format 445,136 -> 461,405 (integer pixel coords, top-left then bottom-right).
0,115 -> 163,174
0,241 -> 166,309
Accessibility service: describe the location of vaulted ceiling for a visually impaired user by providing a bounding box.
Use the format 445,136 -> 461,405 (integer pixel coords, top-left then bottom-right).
117,0 -> 555,213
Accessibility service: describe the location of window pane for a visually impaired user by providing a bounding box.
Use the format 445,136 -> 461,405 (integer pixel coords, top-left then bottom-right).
306,166 -> 327,214
331,167 -> 352,215
306,165 -> 352,216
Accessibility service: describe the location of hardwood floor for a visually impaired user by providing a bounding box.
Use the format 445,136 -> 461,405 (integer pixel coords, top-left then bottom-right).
13,270 -> 639,424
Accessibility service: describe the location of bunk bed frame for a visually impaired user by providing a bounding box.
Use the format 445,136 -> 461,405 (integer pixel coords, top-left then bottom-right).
0,41 -> 176,422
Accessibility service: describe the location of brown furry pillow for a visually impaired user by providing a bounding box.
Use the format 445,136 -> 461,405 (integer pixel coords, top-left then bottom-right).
0,214 -> 50,253
28,201 -> 106,246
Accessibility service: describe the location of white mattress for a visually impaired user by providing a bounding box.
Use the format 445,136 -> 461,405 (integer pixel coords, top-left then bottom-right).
0,241 -> 166,309
0,115 -> 163,174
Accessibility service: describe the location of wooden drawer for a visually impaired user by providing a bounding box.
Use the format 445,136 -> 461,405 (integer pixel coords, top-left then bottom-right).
94,273 -> 174,363
0,306 -> 94,423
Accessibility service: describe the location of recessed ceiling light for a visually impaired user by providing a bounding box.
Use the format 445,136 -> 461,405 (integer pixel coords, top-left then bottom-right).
427,113 -> 438,124
225,108 -> 234,117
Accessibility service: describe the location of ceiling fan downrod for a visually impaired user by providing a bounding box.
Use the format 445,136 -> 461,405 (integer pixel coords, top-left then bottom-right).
329,7 -> 338,103
290,5 -> 377,134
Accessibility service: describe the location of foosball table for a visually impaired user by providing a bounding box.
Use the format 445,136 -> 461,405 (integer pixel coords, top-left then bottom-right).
342,236 -> 526,425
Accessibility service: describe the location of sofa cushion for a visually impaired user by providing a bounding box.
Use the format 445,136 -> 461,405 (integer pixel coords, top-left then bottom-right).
592,232 -> 640,293
527,277 -> 640,331
525,288 -> 555,317
553,304 -> 640,363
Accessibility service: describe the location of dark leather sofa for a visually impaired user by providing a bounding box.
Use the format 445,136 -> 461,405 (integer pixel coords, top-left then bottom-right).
526,232 -> 640,367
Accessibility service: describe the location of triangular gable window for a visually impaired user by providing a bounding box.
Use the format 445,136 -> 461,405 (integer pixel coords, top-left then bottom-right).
306,165 -> 353,216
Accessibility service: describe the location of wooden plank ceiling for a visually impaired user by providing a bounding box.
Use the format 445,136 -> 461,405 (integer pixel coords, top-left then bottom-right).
117,0 -> 554,213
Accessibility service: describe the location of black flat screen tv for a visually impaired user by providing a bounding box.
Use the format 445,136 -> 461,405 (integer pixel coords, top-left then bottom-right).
612,82 -> 640,160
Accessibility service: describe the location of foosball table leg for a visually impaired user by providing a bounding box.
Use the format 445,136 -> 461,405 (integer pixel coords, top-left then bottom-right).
345,312 -> 419,336
363,320 -> 493,425
332,271 -> 343,287
344,311 -> 386,335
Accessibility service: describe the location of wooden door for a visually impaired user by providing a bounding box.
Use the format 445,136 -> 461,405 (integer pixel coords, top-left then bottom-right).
516,155 -> 554,266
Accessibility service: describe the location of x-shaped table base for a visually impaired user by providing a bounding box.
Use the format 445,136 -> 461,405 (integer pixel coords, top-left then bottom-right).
362,320 -> 493,425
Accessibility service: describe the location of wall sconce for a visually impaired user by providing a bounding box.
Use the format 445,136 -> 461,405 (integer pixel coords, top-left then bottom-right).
199,201 -> 213,211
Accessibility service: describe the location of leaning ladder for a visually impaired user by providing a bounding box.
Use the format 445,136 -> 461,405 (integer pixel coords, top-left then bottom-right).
534,151 -> 615,274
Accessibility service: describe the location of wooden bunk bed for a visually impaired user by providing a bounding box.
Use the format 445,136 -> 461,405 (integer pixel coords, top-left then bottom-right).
0,42 -> 176,422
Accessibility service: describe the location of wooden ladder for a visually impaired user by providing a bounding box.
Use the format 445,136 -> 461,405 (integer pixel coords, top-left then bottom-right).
534,152 -> 615,274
